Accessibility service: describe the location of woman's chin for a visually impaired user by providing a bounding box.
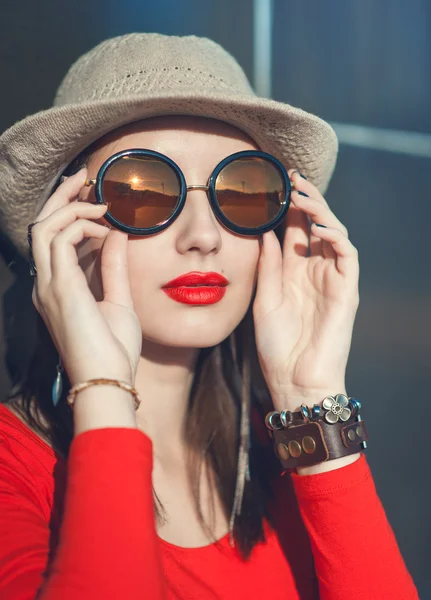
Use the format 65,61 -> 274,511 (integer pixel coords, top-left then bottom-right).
137,306 -> 247,349
141,327 -> 235,350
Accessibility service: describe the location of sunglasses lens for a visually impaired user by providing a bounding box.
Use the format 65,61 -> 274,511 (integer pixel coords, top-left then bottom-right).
215,156 -> 286,229
102,156 -> 181,229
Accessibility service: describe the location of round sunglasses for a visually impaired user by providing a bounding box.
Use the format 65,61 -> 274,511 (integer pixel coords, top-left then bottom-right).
83,149 -> 292,236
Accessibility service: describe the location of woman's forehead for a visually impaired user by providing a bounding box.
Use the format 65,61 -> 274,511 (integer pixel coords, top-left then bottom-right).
92,116 -> 258,152
88,116 -> 259,168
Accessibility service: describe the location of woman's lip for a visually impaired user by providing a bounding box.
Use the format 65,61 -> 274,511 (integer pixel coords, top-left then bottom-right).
163,286 -> 226,305
162,271 -> 229,288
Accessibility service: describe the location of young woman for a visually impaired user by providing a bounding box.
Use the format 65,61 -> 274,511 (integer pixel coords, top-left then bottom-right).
0,33 -> 418,599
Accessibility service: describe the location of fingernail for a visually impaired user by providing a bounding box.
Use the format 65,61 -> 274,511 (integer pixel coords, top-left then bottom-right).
297,191 -> 309,197
292,170 -> 308,180
315,223 -> 326,228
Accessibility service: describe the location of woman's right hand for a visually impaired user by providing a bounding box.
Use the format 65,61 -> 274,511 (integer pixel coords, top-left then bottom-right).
30,167 -> 143,389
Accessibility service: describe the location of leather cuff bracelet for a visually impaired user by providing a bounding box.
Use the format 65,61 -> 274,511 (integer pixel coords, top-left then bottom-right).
265,394 -> 369,471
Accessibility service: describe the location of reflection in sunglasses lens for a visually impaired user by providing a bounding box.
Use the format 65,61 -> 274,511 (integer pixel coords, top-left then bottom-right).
215,157 -> 285,228
102,156 -> 181,228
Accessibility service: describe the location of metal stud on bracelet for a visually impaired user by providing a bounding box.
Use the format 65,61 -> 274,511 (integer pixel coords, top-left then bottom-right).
265,411 -> 283,430
280,409 -> 293,427
322,394 -> 351,424
265,396 -> 362,432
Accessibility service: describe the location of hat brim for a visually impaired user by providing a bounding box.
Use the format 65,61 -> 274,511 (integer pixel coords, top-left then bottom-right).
0,90 -> 338,257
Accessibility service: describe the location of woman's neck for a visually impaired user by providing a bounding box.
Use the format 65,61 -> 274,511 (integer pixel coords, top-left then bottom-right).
134,343 -> 200,456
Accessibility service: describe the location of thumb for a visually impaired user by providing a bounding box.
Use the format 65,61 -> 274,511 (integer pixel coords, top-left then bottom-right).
254,231 -> 283,315
100,229 -> 134,309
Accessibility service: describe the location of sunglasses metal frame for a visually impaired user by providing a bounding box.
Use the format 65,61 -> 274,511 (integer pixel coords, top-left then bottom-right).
84,148 -> 291,236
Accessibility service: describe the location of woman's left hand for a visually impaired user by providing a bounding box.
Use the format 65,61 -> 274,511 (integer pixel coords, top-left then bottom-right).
253,170 -> 360,413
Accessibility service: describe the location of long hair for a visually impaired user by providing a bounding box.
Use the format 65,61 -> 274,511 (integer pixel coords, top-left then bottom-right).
1,145 -> 286,559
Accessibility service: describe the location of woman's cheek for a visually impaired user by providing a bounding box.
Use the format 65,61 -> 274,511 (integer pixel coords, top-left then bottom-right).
229,246 -> 260,307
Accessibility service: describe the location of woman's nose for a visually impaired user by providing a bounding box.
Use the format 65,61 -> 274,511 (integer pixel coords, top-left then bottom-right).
174,188 -> 222,255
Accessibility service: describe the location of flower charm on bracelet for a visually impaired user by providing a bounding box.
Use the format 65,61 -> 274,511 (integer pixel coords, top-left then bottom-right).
322,394 -> 351,424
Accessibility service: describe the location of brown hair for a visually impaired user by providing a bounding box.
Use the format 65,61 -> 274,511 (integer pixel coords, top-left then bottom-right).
2,145 -> 286,559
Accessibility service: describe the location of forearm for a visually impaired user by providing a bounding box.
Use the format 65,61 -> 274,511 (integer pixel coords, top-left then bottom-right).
39,428 -> 165,599
290,455 -> 419,599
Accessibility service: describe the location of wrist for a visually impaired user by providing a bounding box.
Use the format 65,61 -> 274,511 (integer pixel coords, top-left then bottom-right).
267,395 -> 368,473
73,385 -> 138,436
270,385 -> 347,412
69,372 -> 135,388
295,453 -> 361,476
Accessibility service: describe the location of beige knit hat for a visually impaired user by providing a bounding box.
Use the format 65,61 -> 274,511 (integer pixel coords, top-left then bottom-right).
0,32 -> 338,258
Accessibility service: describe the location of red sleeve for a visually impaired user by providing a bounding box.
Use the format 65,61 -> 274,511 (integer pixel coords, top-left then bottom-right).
0,427 -> 166,600
289,453 -> 419,600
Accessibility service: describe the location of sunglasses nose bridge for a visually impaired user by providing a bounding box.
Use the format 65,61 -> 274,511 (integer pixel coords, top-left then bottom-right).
186,184 -> 210,192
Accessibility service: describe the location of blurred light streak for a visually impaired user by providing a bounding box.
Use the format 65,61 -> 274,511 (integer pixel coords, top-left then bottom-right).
253,0 -> 430,159
253,0 -> 273,97
330,122 -> 431,158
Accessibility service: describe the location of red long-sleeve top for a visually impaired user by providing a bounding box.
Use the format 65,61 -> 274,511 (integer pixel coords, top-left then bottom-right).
0,403 -> 418,599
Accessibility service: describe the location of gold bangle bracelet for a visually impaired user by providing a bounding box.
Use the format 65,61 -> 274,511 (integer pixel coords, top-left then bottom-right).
66,378 -> 141,411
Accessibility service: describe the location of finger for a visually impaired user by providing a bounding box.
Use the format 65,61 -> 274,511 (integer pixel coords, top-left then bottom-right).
50,219 -> 110,279
291,191 -> 349,258
289,167 -> 348,242
290,192 -> 347,235
310,224 -> 337,260
310,224 -> 359,276
283,198 -> 309,259
254,231 -> 283,315
37,168 -> 89,221
100,229 -> 134,310
30,203 -> 108,285
289,169 -> 330,209
289,168 -> 347,259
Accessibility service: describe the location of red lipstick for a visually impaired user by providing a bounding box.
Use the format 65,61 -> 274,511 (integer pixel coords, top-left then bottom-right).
162,271 -> 229,305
